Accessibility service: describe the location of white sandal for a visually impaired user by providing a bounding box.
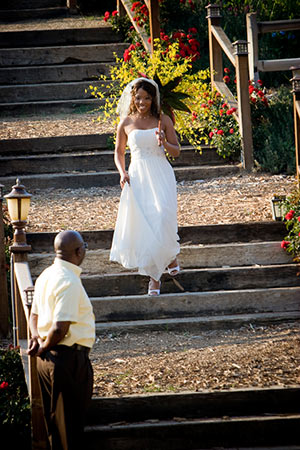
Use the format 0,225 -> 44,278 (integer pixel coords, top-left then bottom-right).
148,280 -> 161,296
167,265 -> 180,276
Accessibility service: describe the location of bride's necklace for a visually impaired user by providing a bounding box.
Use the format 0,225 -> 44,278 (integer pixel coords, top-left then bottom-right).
135,113 -> 152,120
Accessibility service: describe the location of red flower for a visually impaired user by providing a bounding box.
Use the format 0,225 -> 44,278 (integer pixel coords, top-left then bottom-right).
222,102 -> 228,108
135,42 -> 141,47
103,11 -> 110,22
112,10 -> 118,16
219,109 -> 224,116
298,217 -> 300,222
257,90 -> 264,98
180,0 -> 185,3
131,2 -> 141,11
209,131 -> 214,138
123,49 -> 131,62
250,97 -> 257,103
179,49 -> 186,58
224,67 -> 230,74
208,99 -> 214,105
229,128 -> 234,134
285,210 -> 295,221
128,44 -> 136,51
223,75 -> 230,83
0,381 -> 8,389
192,111 -> 197,121
188,38 -> 200,47
257,79 -> 263,86
148,37 -> 151,43
281,240 -> 290,250
137,71 -> 147,78
173,31 -> 182,39
217,129 -> 224,135
188,27 -> 198,34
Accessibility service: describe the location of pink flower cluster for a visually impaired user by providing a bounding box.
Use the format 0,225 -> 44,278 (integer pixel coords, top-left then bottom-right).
123,41 -> 142,62
249,80 -> 268,106
131,1 -> 149,27
0,381 -> 9,389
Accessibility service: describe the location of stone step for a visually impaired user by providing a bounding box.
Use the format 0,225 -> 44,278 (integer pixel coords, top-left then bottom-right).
0,7 -> 69,21
0,62 -> 113,84
0,164 -> 241,189
95,311 -> 300,333
84,413 -> 300,449
26,223 -> 287,251
91,287 -> 300,323
0,134 -> 110,155
0,0 -> 64,9
0,27 -> 121,48
1,147 -> 225,176
28,242 -> 292,277
82,264 -> 300,297
0,43 -> 128,66
0,79 -> 108,102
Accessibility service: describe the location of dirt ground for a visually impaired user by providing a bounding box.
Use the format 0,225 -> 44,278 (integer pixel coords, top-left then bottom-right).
90,323 -> 300,397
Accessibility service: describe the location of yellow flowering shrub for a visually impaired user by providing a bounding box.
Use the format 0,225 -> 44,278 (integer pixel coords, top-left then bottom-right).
88,40 -> 241,158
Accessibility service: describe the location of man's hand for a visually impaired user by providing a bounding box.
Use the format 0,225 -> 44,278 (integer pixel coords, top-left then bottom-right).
27,336 -> 41,356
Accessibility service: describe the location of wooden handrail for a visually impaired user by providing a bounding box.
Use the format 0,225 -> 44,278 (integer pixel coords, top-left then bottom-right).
247,13 -> 300,81
258,18 -> 300,34
211,25 -> 235,66
117,0 -> 160,54
207,5 -> 253,170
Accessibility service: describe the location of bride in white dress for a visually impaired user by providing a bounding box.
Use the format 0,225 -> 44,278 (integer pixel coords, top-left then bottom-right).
109,78 -> 180,296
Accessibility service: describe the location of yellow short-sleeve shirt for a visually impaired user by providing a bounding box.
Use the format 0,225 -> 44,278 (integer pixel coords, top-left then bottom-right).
31,258 -> 95,348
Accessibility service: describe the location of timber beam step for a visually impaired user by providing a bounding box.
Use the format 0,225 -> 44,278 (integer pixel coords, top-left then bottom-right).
0,164 -> 241,190
94,311 -> 300,333
82,264 -> 300,297
0,7 -> 69,21
0,27 -> 122,48
26,223 -> 287,251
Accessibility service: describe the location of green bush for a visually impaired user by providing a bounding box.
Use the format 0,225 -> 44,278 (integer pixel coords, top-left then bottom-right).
0,346 -> 31,448
252,86 -> 295,174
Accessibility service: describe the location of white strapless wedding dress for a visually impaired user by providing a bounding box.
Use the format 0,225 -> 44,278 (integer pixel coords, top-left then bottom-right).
109,127 -> 180,281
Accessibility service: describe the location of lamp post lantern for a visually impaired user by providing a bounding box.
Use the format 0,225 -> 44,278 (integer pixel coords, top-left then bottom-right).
4,179 -> 32,253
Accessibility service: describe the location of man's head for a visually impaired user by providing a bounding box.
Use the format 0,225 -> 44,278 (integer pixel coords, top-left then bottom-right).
54,230 -> 87,266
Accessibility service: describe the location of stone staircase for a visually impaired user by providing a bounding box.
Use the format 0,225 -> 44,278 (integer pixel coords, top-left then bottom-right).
27,221 -> 300,333
0,20 -> 127,115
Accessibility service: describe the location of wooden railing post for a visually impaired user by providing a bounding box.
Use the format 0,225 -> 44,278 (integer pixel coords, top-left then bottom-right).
206,4 -> 223,87
233,40 -> 254,170
0,185 -> 9,338
66,0 -> 77,14
117,0 -> 126,17
148,0 -> 160,53
291,72 -> 300,189
246,12 -> 259,82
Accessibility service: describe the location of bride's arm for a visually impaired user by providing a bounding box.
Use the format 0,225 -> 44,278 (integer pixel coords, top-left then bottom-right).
114,122 -> 130,187
156,114 -> 180,158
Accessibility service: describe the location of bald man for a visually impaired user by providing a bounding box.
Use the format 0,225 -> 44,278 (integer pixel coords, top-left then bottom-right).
27,230 -> 95,450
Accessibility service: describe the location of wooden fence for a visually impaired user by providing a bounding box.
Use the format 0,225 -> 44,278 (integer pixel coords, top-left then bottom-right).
206,4 -> 253,170
247,13 -> 300,82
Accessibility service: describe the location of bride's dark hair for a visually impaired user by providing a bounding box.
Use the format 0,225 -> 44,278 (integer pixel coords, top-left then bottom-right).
128,80 -> 160,118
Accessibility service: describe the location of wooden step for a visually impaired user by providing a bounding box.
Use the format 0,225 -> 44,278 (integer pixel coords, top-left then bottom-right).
0,79 -> 109,102
0,43 -> 128,66
1,147 -> 226,176
0,62 -> 113,84
0,0 -> 64,9
0,7 -> 69,21
28,242 -> 292,277
0,134 -> 110,155
91,287 -> 300,323
26,223 -> 287,252
0,97 -> 104,115
87,386 -> 300,425
84,413 -> 300,449
0,27 -> 121,48
82,264 -> 300,297
0,164 -> 241,190
94,311 -> 300,333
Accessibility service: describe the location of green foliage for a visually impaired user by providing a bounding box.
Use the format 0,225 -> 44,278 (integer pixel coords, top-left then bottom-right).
0,346 -> 31,448
252,86 -> 295,174
280,189 -> 300,260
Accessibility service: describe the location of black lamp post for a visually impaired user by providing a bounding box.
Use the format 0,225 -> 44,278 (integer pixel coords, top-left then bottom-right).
4,179 -> 32,253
